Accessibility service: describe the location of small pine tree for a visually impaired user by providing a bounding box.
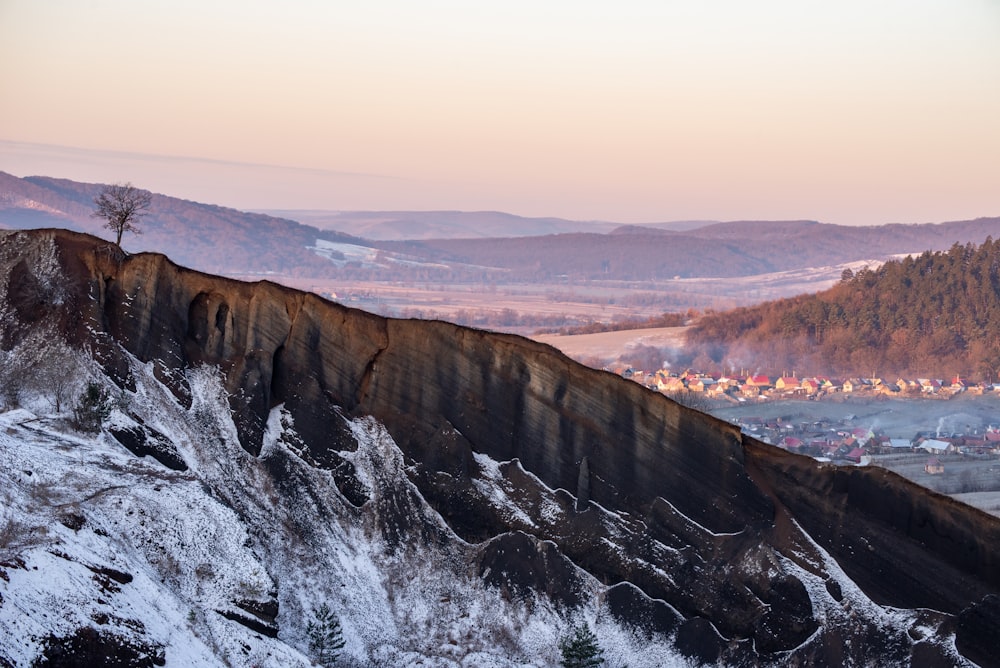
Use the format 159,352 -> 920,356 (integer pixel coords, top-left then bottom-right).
306,603 -> 346,667
559,623 -> 605,667
72,382 -> 113,433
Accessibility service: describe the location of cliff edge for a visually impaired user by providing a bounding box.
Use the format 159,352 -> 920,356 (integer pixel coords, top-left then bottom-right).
4,228 -> 999,666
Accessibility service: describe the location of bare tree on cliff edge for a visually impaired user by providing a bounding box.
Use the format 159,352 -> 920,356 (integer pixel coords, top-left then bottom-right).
92,182 -> 151,246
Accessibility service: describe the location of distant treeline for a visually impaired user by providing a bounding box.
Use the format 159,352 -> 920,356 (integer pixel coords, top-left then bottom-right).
384,307 -> 692,334
687,239 -> 1000,380
534,311 -> 691,336
391,307 -> 588,331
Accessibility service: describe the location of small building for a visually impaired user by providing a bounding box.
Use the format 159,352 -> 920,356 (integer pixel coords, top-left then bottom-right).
877,380 -> 900,395
846,447 -> 866,463
775,376 -> 800,391
799,378 -> 821,394
918,438 -> 952,454
924,457 -> 945,475
657,376 -> 686,393
820,377 -> 840,392
919,378 -> 942,394
851,428 -> 874,446
688,378 -> 715,393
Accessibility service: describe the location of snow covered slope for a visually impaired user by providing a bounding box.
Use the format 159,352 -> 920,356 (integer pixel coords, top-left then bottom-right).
0,359 -> 697,666
2,229 -> 1000,666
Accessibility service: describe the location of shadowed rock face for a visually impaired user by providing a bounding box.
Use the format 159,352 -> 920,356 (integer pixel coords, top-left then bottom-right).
7,229 -> 1000,665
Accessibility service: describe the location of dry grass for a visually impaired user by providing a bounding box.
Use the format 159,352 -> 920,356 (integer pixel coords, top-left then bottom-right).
0,517 -> 48,561
532,326 -> 689,363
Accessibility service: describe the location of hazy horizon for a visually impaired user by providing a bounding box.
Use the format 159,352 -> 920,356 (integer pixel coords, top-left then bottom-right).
2,1 -> 998,226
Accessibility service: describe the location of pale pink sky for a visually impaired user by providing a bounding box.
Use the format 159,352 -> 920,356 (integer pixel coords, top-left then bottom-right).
2,1 -> 998,225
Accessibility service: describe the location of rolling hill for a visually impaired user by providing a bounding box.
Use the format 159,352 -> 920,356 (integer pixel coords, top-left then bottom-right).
0,172 -> 366,276
3,172 -> 999,287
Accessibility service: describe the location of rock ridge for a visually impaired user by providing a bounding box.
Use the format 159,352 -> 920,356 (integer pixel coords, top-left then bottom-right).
6,228 -> 1000,665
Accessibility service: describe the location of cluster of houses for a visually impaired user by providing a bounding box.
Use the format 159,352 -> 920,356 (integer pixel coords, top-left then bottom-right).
615,367 -> 999,401
612,367 -> 1000,472
731,416 -> 1000,469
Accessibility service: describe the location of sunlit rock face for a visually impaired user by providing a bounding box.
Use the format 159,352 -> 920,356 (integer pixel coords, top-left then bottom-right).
4,228 -> 1000,666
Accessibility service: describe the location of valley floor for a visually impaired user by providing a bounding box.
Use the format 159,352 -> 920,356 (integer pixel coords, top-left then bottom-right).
711,395 -> 1000,517
712,394 -> 1000,441
532,326 -> 689,364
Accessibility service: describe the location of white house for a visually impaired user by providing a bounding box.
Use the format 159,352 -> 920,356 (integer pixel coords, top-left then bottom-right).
918,439 -> 951,454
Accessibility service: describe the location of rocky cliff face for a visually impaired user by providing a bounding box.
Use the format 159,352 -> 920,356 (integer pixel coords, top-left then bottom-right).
4,228 -> 1000,666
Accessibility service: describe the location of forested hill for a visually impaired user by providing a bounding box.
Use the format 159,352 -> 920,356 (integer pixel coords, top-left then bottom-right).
0,172 -> 366,276
687,238 -> 1000,380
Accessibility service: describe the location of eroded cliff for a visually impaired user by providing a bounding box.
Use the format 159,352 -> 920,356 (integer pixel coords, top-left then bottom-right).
5,228 -> 1000,666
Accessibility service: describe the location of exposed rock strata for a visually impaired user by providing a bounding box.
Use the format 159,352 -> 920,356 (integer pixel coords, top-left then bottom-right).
5,228 -> 1000,665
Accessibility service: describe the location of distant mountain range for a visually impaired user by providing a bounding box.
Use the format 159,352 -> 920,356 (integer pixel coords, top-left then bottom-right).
1,171 -> 998,283
254,208 -> 712,239
378,218 -> 1000,281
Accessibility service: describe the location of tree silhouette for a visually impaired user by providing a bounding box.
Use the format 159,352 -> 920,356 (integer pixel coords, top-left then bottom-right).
92,182 -> 152,246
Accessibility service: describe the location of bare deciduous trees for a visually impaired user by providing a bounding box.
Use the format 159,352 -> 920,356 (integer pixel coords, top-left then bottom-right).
92,182 -> 152,246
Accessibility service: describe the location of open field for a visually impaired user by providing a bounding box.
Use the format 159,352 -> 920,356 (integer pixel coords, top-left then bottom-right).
229,260 -> 861,332
241,278 -> 671,326
871,454 -> 1000,517
533,327 -> 690,363
951,491 -> 1000,516
712,395 -> 1000,441
712,395 -> 1000,517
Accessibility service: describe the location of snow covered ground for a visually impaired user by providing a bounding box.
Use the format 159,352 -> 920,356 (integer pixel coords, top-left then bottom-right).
0,355 -> 697,667
309,239 -> 454,271
0,230 -> 982,666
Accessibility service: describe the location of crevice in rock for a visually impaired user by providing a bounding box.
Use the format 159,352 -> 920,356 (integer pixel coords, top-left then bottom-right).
575,456 -> 591,510
356,328 -> 389,408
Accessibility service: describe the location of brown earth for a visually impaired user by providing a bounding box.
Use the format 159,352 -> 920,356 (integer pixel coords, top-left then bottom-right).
6,228 -> 1000,665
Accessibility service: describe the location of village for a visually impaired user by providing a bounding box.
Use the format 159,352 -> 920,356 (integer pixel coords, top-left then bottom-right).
617,365 -> 1000,403
615,366 -> 1000,479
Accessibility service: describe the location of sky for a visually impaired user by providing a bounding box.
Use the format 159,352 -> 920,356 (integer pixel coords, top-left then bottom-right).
1,1 -> 999,225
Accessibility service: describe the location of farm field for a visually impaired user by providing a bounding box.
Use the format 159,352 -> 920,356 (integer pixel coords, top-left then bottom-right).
533,327 -> 690,364
240,278 -> 670,325
230,258 -> 859,333
714,395 -> 1000,517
